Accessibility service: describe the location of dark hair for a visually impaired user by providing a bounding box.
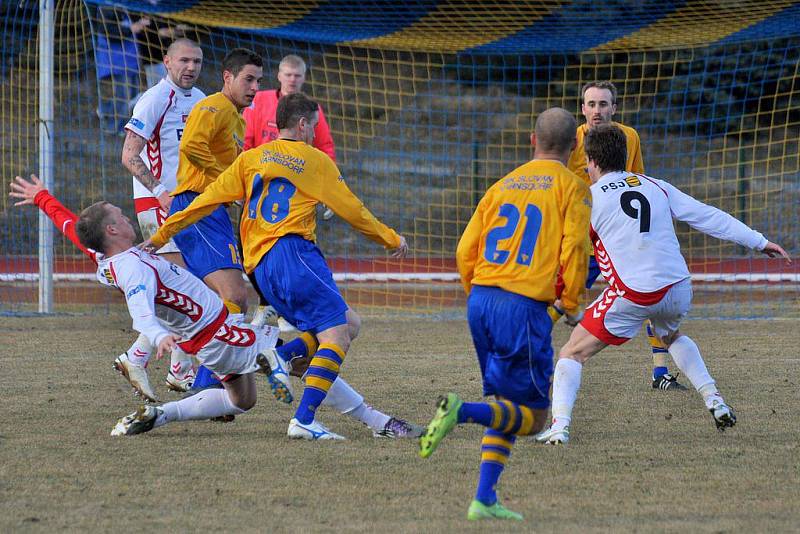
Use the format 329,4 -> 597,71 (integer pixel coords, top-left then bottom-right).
584,123 -> 628,173
76,201 -> 111,253
581,81 -> 618,104
222,48 -> 262,77
276,93 -> 319,130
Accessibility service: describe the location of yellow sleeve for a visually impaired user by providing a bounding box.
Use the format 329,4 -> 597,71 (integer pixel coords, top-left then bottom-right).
299,155 -> 401,249
630,130 -> 645,174
455,196 -> 486,295
558,180 -> 592,314
151,156 -> 246,247
179,105 -> 227,180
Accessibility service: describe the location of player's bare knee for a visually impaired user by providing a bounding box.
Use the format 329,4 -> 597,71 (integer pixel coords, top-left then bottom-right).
227,387 -> 256,411
558,344 -> 589,364
346,309 -> 361,340
235,396 -> 256,411
289,355 -> 311,377
317,323 -> 352,354
334,335 -> 352,354
230,288 -> 249,314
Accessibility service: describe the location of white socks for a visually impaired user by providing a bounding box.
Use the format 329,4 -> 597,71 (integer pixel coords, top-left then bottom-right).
550,358 -> 583,431
319,377 -> 390,430
667,335 -> 721,409
169,346 -> 194,377
155,388 -> 245,427
321,377 -> 364,413
347,403 -> 391,431
126,333 -> 152,367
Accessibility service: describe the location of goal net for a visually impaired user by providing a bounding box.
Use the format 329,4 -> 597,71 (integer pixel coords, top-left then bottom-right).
1,0 -> 798,318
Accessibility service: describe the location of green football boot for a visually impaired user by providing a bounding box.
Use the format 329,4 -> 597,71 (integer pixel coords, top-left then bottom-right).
467,499 -> 523,521
418,392 -> 462,458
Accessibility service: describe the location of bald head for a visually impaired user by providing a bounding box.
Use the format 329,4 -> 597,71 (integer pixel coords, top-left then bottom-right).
166,38 -> 201,57
534,107 -> 578,155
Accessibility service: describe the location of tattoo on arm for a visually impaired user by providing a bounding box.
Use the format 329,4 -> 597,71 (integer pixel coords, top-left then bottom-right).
122,130 -> 160,192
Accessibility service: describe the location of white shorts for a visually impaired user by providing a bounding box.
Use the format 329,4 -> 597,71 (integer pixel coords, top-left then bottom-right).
580,278 -> 692,345
194,316 -> 280,381
136,206 -> 180,255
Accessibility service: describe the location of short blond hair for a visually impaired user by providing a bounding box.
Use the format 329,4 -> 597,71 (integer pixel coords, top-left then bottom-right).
279,54 -> 306,73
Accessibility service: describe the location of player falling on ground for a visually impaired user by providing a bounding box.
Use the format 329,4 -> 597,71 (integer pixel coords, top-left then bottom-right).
9,174 -> 423,439
72,200 -> 293,435
117,38 -> 206,397
144,93 -> 410,441
243,53 -> 338,331
419,108 -> 591,521
560,81 -> 687,391
536,124 -> 791,445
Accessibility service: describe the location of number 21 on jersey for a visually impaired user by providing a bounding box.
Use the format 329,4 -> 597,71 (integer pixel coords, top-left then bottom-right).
247,174 -> 296,224
484,203 -> 542,266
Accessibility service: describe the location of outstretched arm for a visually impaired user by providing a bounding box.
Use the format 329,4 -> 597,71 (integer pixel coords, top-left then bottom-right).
9,174 -> 98,263
761,241 -> 792,263
300,156 -> 405,254
662,179 -> 791,264
143,154 -> 246,251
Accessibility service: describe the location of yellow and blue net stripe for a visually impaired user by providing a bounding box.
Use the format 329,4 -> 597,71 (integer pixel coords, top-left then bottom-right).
84,0 -> 800,52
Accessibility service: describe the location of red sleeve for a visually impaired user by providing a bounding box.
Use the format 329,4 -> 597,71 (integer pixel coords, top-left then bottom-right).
243,102 -> 257,151
314,104 -> 336,162
33,189 -> 98,264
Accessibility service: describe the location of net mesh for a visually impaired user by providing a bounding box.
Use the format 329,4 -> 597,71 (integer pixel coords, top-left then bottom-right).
1,0 -> 798,317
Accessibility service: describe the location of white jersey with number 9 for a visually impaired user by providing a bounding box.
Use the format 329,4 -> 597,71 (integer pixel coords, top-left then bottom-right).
589,171 -> 767,303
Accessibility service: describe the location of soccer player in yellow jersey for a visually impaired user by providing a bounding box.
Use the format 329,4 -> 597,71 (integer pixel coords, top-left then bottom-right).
418,108 -> 591,521
146,93 -> 409,440
562,81 -> 687,391
168,48 -> 262,317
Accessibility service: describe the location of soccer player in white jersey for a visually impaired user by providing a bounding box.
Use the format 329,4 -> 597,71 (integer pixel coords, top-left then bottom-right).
537,124 -> 791,444
71,201 -> 293,436
118,38 -> 205,395
9,174 -> 424,439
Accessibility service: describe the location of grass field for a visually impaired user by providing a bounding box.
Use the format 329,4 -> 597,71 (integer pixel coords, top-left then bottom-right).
1,312 -> 799,532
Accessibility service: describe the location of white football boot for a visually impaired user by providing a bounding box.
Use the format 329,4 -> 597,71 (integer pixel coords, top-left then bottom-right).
111,405 -> 163,436
287,418 -> 345,440
255,349 -> 294,404
165,359 -> 195,393
113,353 -> 158,403
535,425 -> 570,445
709,400 -> 737,431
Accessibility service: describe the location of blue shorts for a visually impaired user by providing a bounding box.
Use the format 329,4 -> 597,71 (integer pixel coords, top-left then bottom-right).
170,191 -> 242,280
586,255 -> 601,289
252,235 -> 347,334
467,285 -> 554,409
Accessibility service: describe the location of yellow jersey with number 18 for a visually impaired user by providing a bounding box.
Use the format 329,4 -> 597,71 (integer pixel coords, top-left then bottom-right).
153,139 -> 401,273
